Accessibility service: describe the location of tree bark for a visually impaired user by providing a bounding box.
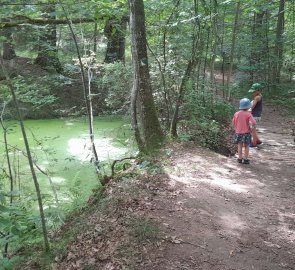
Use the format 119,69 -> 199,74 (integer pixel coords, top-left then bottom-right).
250,8 -> 267,82
34,4 -> 63,73
170,59 -> 196,137
129,0 -> 164,152
227,0 -> 240,100
58,1 -> 100,172
273,0 -> 285,84
2,26 -> 16,60
104,16 -> 128,63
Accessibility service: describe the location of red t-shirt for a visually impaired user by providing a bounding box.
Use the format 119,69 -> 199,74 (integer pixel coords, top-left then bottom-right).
232,110 -> 256,134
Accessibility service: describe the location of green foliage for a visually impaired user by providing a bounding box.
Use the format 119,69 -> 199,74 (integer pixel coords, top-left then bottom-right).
180,85 -> 235,153
0,256 -> 23,270
13,76 -> 57,110
96,62 -> 132,114
269,83 -> 295,115
137,159 -> 164,175
0,197 -> 43,258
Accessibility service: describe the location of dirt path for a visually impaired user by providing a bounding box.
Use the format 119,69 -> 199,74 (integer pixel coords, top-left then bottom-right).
52,104 -> 294,270
142,105 -> 295,270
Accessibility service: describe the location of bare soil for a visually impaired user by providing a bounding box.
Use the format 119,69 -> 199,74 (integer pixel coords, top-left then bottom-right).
44,103 -> 295,270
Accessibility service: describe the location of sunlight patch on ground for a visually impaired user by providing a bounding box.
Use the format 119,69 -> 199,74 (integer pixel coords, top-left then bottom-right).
67,137 -> 127,162
205,172 -> 249,193
168,172 -> 248,193
219,213 -> 248,236
257,127 -> 267,133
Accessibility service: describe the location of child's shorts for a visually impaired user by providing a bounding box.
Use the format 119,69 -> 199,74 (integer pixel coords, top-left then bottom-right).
234,133 -> 252,145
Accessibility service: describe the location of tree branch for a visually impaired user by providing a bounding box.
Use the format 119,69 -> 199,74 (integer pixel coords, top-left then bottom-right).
0,16 -> 96,28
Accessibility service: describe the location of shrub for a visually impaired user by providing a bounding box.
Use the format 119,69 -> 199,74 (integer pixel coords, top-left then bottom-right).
179,87 -> 236,155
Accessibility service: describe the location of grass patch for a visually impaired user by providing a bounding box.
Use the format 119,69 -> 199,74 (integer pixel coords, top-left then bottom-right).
130,218 -> 159,242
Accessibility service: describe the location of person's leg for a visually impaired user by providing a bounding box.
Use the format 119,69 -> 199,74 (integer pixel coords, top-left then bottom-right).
251,128 -> 258,146
244,144 -> 249,160
237,143 -> 243,160
253,117 -> 262,142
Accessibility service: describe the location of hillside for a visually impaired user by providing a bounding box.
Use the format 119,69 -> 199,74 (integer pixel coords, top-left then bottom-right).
17,103 -> 295,270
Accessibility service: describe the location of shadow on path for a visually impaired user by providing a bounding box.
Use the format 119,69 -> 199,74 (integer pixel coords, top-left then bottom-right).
146,106 -> 295,270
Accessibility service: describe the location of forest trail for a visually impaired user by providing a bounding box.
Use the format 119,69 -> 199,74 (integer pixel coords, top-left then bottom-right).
140,104 -> 295,270
53,103 -> 295,270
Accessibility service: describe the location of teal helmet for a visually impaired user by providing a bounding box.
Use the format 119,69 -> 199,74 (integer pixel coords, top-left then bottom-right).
239,98 -> 252,110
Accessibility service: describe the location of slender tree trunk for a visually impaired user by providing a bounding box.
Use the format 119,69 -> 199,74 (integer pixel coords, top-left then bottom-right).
265,10 -> 272,90
93,22 -> 98,53
227,0 -> 241,100
221,7 -> 226,96
0,102 -> 14,257
0,103 -> 14,206
250,8 -> 268,82
273,0 -> 285,84
0,60 -> 50,252
147,43 -> 170,127
129,0 -> 164,152
170,59 -> 196,137
210,0 -> 219,87
58,1 -> 100,171
151,0 -> 180,126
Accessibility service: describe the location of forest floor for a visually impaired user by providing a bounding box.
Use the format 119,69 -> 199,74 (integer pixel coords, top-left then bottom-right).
41,102 -> 295,270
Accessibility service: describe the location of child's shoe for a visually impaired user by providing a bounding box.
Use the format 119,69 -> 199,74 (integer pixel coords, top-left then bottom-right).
243,159 -> 250,164
237,158 -> 243,163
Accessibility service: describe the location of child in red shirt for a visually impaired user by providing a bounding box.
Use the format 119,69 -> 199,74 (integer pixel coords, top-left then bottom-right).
232,98 -> 257,164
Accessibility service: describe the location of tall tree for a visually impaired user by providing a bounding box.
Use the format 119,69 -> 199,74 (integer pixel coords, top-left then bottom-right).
34,4 -> 63,73
2,26 -> 16,60
250,8 -> 268,82
104,15 -> 128,63
129,0 -> 164,152
227,0 -> 241,99
273,0 -> 285,84
0,60 -> 50,252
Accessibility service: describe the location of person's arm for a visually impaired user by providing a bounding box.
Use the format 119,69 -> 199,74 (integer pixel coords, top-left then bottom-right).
251,95 -> 261,109
232,114 -> 236,131
249,115 -> 257,144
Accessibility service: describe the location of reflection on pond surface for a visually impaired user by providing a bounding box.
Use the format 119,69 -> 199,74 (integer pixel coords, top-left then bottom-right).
67,137 -> 128,162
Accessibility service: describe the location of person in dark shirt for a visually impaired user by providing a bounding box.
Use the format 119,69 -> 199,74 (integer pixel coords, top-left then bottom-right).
248,83 -> 263,146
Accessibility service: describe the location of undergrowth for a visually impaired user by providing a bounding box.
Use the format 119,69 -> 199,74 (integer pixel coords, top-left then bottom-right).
179,87 -> 236,156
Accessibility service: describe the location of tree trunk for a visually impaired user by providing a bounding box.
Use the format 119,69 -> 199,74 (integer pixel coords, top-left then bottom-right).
34,4 -> 63,73
2,27 -> 16,60
129,0 -> 164,152
250,8 -> 267,82
170,59 -> 196,137
104,16 -> 128,63
58,2 -> 100,172
273,0 -> 285,84
0,60 -> 50,252
227,0 -> 241,100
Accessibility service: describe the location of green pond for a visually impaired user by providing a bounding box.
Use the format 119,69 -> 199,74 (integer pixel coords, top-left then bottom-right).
0,117 -> 134,213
